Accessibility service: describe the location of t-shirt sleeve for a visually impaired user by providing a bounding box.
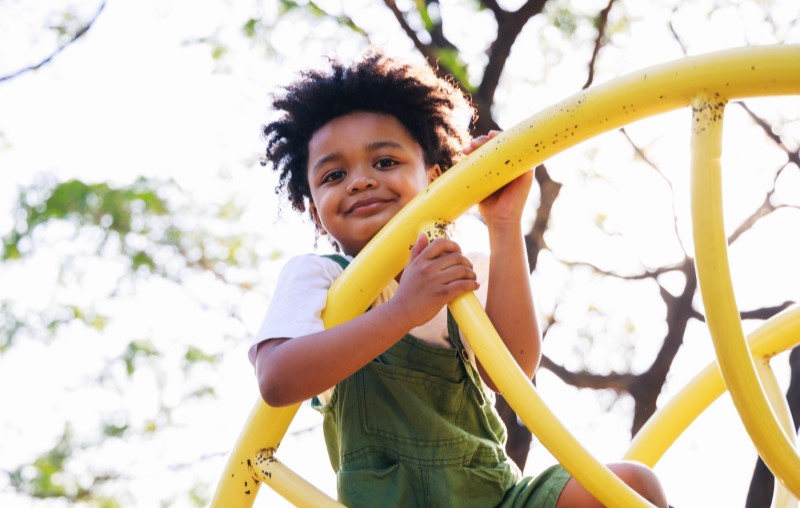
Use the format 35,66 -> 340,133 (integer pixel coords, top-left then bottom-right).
247,254 -> 343,365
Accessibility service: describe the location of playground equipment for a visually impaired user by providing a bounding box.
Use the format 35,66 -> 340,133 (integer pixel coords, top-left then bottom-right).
212,45 -> 800,507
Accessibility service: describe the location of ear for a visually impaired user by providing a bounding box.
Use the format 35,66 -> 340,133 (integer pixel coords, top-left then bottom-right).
309,202 -> 327,236
426,164 -> 442,184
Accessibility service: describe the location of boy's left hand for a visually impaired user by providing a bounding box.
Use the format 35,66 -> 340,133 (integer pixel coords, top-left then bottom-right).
463,130 -> 534,227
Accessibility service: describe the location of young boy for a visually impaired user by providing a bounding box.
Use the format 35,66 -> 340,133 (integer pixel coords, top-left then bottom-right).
251,49 -> 668,507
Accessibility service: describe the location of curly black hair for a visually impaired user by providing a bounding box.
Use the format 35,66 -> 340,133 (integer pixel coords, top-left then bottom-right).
261,50 -> 475,214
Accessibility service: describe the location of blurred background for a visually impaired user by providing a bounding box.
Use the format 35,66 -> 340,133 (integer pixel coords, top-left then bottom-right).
1,1 -> 798,506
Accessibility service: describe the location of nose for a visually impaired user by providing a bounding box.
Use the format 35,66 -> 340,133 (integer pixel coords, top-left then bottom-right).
346,171 -> 377,193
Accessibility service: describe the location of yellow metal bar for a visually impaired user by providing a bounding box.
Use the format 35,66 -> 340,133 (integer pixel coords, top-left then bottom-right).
755,360 -> 799,508
690,95 -> 800,496
249,448 -> 344,507
625,360 -> 724,466
450,293 -> 653,507
625,305 -> 800,466
210,400 -> 301,507
213,46 -> 800,506
756,359 -> 797,451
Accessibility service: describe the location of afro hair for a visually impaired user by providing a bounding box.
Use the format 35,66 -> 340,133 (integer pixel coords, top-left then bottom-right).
261,50 -> 475,213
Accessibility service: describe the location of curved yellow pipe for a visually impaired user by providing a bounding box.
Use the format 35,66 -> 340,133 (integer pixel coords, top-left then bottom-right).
211,45 -> 800,507
450,293 -> 653,506
210,400 -> 301,506
625,304 -> 800,464
250,448 -> 344,507
690,95 -> 800,495
756,359 -> 799,508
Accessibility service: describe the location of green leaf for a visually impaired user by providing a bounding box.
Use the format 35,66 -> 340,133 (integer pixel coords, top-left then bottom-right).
211,43 -> 227,61
242,18 -> 259,38
10,425 -> 74,498
0,303 -> 22,353
435,48 -> 474,93
102,422 -> 129,438
189,484 -> 210,507
188,386 -> 216,398
131,251 -> 156,271
184,346 -> 220,366
122,340 -> 160,376
552,7 -> 577,35
415,0 -> 434,31
278,0 -> 301,15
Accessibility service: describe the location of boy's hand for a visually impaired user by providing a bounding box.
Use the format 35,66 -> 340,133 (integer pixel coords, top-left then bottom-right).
391,234 -> 479,328
463,130 -> 534,228
478,170 -> 534,228
461,129 -> 501,156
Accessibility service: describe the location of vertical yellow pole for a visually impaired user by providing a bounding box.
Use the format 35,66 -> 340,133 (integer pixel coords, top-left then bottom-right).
690,95 -> 800,496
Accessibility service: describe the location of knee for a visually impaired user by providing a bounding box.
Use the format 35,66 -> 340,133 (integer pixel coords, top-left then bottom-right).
609,461 -> 668,508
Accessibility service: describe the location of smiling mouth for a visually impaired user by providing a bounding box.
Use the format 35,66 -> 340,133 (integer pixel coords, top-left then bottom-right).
345,198 -> 391,215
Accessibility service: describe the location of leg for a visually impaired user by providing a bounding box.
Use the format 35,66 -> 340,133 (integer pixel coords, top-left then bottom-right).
555,461 -> 668,508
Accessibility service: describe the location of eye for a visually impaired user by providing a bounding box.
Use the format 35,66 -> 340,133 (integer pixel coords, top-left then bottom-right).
321,169 -> 345,184
375,158 -> 398,169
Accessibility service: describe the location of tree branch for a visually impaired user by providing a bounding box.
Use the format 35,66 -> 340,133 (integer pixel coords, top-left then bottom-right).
620,127 -> 690,257
559,257 -> 688,281
735,100 -> 800,170
423,0 -> 457,51
626,260 -> 697,432
690,301 -> 795,323
667,6 -> 688,56
0,1 -> 107,83
524,164 -> 561,270
726,101 -> 800,245
539,355 -> 636,392
382,1 -> 440,71
475,0 -> 547,132
582,0 -> 617,90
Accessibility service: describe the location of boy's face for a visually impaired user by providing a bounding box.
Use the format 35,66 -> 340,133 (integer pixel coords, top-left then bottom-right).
307,111 -> 441,256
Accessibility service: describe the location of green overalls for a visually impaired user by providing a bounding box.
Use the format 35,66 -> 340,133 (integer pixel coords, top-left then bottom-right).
312,255 -> 569,507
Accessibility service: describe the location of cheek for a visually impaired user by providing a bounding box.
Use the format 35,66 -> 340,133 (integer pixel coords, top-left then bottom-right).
311,195 -> 334,222
411,173 -> 431,193
390,171 -> 427,194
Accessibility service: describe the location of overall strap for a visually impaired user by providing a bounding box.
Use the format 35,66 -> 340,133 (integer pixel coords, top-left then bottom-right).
322,253 -> 350,270
446,309 -> 487,406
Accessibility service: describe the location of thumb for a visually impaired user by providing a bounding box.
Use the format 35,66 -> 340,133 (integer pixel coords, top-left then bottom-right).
408,232 -> 428,262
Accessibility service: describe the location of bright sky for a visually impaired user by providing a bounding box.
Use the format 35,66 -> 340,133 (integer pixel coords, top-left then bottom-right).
1,1 -> 799,507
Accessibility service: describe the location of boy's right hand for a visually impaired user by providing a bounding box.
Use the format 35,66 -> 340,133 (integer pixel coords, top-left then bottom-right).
391,233 -> 479,328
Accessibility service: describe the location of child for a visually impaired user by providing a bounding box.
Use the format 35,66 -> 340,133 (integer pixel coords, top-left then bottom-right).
251,49 -> 668,507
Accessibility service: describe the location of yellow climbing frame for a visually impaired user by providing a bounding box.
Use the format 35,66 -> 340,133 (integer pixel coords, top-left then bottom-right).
211,45 -> 800,507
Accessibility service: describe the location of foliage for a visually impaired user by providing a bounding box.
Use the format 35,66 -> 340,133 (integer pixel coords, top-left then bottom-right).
3,177 -> 168,263
0,175 -> 256,505
8,425 -> 121,507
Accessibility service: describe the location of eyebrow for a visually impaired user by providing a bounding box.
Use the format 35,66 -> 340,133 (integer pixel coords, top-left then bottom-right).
309,139 -> 406,175
367,140 -> 404,152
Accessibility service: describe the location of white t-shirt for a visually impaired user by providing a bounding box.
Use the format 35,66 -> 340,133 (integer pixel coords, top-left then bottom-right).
249,252 -> 490,403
